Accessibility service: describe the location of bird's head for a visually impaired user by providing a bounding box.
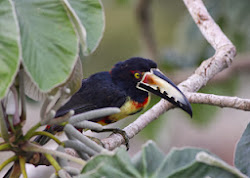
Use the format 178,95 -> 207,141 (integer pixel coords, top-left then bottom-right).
110,57 -> 192,117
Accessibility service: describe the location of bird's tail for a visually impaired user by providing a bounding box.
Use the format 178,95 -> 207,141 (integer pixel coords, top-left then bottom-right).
33,125 -> 55,145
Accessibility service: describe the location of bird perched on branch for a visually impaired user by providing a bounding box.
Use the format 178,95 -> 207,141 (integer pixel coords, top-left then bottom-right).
35,57 -> 192,145
4,57 -> 192,178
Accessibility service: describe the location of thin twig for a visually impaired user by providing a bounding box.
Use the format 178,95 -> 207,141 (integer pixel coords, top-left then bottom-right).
22,142 -> 86,166
46,110 -> 74,126
29,131 -> 63,146
19,69 -> 27,123
0,143 -> 11,151
136,0 -> 157,59
0,102 -> 9,142
187,92 -> 250,111
24,122 -> 41,140
44,153 -> 61,172
0,155 -> 18,171
10,86 -> 20,126
19,156 -> 27,178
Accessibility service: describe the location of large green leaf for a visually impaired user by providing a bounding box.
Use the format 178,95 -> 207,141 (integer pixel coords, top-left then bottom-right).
134,142 -> 242,178
80,141 -> 245,178
165,150 -> 241,178
67,0 -> 105,54
0,0 -> 20,99
132,141 -> 165,176
235,122 -> 250,176
13,0 -> 78,92
80,148 -> 141,178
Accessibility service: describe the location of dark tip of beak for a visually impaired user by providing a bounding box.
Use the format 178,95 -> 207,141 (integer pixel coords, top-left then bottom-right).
177,98 -> 193,117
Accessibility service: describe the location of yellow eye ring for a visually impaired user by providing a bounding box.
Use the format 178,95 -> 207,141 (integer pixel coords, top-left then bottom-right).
134,72 -> 140,79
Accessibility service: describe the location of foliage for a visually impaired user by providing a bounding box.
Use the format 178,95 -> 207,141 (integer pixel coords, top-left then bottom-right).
0,0 -> 104,99
235,122 -> 250,176
0,0 -> 105,177
80,141 -> 246,178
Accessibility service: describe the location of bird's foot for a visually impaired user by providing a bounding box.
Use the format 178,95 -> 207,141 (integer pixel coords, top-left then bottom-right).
94,128 -> 130,150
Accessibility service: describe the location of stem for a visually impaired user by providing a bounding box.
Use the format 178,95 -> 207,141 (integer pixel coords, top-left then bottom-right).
0,143 -> 11,151
0,155 -> 18,171
40,95 -> 54,119
19,156 -> 27,178
0,102 -> 9,142
29,131 -> 64,146
24,122 -> 41,140
47,110 -> 74,125
19,69 -> 27,122
10,86 -> 20,126
23,143 -> 86,166
44,153 -> 61,172
136,0 -> 157,59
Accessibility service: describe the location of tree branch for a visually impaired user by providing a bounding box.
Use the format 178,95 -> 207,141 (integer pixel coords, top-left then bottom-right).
187,92 -> 250,111
102,0 -> 236,150
166,54 -> 250,84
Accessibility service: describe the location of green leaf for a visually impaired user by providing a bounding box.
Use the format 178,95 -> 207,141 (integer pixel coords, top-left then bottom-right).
167,151 -> 243,178
0,0 -> 20,99
132,140 -> 165,176
13,0 -> 78,92
152,147 -> 205,177
67,0 -> 105,54
235,122 -> 250,176
80,141 -> 245,178
80,148 -> 141,178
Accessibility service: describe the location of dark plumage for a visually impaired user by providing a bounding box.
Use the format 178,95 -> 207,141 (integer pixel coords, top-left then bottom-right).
55,57 -> 157,124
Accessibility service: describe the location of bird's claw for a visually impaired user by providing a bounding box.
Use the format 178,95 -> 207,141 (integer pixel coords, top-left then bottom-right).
94,128 -> 130,150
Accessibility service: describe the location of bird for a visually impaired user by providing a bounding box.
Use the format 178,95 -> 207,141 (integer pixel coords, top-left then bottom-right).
3,57 -> 192,178
34,57 -> 192,145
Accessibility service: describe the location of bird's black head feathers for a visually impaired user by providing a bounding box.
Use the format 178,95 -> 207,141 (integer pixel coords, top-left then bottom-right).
110,57 -> 157,102
111,57 -> 157,75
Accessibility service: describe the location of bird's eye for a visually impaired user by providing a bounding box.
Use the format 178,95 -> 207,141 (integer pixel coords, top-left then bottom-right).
134,72 -> 141,79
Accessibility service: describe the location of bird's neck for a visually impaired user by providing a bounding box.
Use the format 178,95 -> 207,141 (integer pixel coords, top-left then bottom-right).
111,73 -> 148,103
127,87 -> 149,103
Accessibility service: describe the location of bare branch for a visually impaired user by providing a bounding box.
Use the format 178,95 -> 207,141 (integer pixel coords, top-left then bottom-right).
135,0 -> 157,59
187,92 -> 250,111
102,0 -> 237,150
166,54 -> 250,84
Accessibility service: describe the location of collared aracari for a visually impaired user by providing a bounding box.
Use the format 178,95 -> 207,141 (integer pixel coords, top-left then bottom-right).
34,57 -> 192,146
3,57 -> 192,178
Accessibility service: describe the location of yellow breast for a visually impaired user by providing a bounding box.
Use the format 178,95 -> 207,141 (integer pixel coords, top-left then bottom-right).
109,96 -> 150,122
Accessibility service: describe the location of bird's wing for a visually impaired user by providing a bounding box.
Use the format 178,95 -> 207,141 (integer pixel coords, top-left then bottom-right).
55,72 -> 127,119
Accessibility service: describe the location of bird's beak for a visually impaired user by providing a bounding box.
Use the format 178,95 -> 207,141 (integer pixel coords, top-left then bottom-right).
137,69 -> 192,117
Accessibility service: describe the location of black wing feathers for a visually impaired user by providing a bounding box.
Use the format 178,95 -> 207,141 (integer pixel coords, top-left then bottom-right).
55,72 -> 127,118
